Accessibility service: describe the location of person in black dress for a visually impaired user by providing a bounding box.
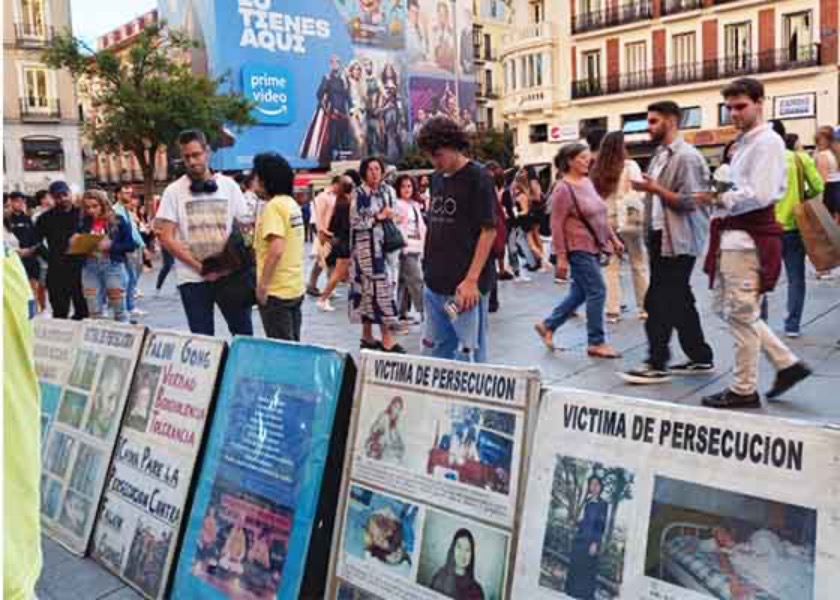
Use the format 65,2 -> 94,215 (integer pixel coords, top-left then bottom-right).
317,175 -> 353,312
565,476 -> 608,600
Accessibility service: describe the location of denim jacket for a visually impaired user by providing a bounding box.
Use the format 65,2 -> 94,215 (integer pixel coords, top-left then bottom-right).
645,138 -> 711,257
77,214 -> 136,263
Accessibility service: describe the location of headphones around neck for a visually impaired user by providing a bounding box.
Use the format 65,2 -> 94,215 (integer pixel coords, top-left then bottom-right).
189,177 -> 219,195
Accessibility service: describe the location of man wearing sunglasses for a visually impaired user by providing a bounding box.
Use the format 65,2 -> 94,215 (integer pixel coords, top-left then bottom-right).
698,77 -> 811,409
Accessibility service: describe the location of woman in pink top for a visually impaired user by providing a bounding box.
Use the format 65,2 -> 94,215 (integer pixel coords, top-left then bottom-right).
534,143 -> 624,358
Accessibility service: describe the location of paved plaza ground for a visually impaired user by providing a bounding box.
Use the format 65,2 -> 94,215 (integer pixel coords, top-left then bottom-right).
35,252 -> 840,599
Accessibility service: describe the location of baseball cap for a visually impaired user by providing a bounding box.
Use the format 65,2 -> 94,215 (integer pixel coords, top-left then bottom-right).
9,191 -> 26,200
48,181 -> 70,195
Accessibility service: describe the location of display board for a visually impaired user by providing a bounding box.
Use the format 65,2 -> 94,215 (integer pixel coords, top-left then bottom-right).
33,318 -> 83,446
41,322 -> 146,555
328,352 -> 541,600
90,331 -> 227,599
170,337 -> 356,600
512,388 -> 840,600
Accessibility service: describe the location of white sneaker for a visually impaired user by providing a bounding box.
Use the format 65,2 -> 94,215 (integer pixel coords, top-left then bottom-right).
135,290 -> 145,299
130,309 -> 148,317
317,298 -> 336,312
554,277 -> 568,285
514,274 -> 531,283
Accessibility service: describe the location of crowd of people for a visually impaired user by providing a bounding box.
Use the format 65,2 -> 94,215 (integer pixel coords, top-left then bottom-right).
4,76 -> 840,410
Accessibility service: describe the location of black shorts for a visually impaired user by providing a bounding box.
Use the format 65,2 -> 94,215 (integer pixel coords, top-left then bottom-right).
327,239 -> 351,266
22,256 -> 40,281
824,182 -> 840,216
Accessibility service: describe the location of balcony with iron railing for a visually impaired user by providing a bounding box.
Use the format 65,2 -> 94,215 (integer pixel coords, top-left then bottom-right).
661,0 -> 703,17
14,23 -> 54,46
571,45 -> 820,99
573,0 -> 653,34
473,46 -> 498,62
477,82 -> 501,99
19,98 -> 61,120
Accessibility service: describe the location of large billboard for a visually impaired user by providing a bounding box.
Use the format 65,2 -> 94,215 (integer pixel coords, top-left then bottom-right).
159,0 -> 478,170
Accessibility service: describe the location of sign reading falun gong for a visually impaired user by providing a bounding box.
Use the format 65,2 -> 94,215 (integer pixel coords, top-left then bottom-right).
90,331 -> 227,599
513,388 -> 840,600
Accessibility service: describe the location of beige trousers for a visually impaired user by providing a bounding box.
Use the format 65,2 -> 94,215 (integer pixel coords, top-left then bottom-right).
605,228 -> 649,315
715,249 -> 798,395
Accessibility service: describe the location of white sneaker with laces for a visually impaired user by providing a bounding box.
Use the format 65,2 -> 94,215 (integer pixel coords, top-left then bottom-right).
317,298 -> 336,312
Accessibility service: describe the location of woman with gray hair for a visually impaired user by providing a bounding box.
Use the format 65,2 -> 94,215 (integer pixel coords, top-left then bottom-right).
534,143 -> 623,358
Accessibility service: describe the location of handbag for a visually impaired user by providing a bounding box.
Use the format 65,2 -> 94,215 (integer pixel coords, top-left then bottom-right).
202,221 -> 257,309
565,182 -> 611,266
381,217 -> 406,253
794,198 -> 840,271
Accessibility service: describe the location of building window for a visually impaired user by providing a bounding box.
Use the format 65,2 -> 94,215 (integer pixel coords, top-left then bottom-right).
531,0 -> 544,23
484,33 -> 492,60
22,137 -> 63,171
784,12 -> 812,62
528,54 -> 536,87
724,22 -> 752,73
581,50 -> 601,84
672,32 -> 697,82
22,66 -> 50,111
485,69 -> 493,94
718,103 -> 732,126
487,107 -> 494,129
622,112 -> 649,134
580,117 -> 608,140
20,0 -> 46,36
680,106 -> 702,129
625,41 -> 647,89
535,54 -> 543,86
529,123 -> 548,143
510,60 -> 517,90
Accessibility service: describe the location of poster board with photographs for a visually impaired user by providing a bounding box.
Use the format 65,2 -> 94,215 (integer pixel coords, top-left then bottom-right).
328,352 -> 541,600
33,318 -> 83,446
90,331 -> 227,599
512,387 -> 840,600
169,337 -> 356,600
41,322 -> 146,555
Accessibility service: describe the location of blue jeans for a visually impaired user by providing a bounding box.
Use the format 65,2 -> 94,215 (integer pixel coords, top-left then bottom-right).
124,251 -> 139,312
782,230 -> 807,333
178,282 -> 254,336
422,287 -> 489,363
82,258 -> 128,322
543,252 -> 606,346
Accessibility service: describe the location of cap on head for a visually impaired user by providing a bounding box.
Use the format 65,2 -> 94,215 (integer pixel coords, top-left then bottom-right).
48,181 -> 70,195
9,191 -> 26,201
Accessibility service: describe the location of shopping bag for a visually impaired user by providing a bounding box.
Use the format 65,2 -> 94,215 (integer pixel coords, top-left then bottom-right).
794,198 -> 840,271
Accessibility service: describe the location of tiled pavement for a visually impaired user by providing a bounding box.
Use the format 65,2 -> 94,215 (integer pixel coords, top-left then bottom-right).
36,253 -> 840,599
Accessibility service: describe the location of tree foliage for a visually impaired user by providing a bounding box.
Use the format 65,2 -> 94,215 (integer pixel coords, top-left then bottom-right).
42,23 -> 255,197
470,127 -> 515,169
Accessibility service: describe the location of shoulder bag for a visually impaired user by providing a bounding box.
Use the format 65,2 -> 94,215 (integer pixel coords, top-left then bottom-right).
565,182 -> 611,266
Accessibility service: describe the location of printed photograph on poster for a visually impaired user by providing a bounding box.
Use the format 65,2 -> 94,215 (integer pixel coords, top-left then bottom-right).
58,490 -> 93,538
91,497 -> 129,572
645,476 -> 817,600
416,508 -> 509,600
41,475 -> 63,519
337,0 -> 405,49
124,363 -> 161,433
85,355 -> 130,440
359,391 -> 517,495
539,455 -> 635,600
337,581 -> 384,599
40,382 -> 62,441
409,76 -> 458,132
342,485 -> 419,577
457,80 -> 477,133
44,430 -> 76,478
190,475 -> 292,600
124,518 -> 175,598
424,0 -> 457,73
68,443 -> 103,498
68,349 -> 99,391
455,2 -> 474,77
57,390 -> 88,429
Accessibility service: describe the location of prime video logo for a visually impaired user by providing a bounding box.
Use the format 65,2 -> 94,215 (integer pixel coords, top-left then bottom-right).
243,65 -> 294,124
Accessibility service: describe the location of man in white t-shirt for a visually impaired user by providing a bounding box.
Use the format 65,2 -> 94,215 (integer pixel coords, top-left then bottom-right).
155,129 -> 253,336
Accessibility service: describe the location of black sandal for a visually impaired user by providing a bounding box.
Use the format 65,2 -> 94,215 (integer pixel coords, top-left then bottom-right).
382,343 -> 406,354
360,339 -> 384,350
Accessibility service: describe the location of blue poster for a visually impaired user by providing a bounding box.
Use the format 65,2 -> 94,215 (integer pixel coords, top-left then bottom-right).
158,0 -> 477,169
170,337 -> 351,599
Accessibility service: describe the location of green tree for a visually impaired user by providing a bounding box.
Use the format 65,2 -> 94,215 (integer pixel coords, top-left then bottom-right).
43,23 -> 255,201
396,144 -> 432,170
470,126 -> 515,169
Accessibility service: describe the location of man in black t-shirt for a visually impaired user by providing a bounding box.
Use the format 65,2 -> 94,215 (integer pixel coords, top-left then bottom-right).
34,181 -> 88,320
5,192 -> 40,290
417,117 -> 497,362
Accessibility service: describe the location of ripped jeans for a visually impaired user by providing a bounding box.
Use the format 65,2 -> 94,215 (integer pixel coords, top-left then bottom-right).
422,287 -> 489,363
81,257 -> 127,322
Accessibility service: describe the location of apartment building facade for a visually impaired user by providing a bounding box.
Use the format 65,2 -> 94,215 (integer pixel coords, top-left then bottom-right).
473,0 -> 511,130
81,9 -> 168,190
502,0 -> 839,170
3,0 -> 83,194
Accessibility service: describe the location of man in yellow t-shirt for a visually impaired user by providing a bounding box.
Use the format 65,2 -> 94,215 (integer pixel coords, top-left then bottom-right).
3,246 -> 42,600
252,152 -> 306,341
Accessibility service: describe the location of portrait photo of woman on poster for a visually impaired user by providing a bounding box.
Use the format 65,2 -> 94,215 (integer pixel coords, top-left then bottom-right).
364,396 -> 406,463
566,476 -> 608,600
430,528 -> 485,600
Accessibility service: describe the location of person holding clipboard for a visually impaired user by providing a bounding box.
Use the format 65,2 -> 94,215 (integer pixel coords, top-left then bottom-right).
69,189 -> 135,322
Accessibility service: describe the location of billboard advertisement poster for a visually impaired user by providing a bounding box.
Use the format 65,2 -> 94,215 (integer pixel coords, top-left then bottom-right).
33,318 -> 82,445
328,352 -> 541,600
158,0 -> 477,170
41,322 -> 146,555
512,388 -> 840,600
170,338 -> 355,599
90,332 -> 227,599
